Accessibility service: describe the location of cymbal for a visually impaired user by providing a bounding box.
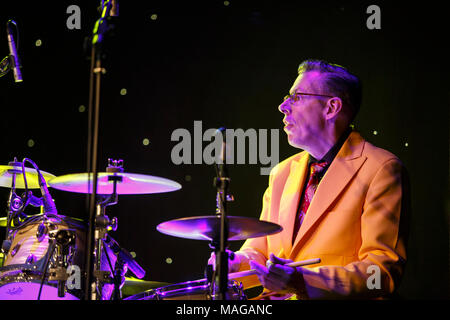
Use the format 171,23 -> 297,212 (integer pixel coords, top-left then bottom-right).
122,277 -> 171,296
156,215 -> 283,241
0,217 -> 6,227
49,172 -> 181,195
0,165 -> 55,189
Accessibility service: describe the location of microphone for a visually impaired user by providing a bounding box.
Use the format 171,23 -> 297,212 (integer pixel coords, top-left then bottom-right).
6,20 -> 23,83
25,191 -> 44,207
111,0 -> 119,16
38,173 -> 57,215
216,127 -> 229,178
104,235 -> 145,279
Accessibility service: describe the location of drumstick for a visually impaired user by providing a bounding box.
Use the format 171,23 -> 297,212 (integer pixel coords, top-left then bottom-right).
228,258 -> 321,280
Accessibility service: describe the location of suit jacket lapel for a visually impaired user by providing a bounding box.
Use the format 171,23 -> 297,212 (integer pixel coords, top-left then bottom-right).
279,152 -> 309,256
290,132 -> 367,255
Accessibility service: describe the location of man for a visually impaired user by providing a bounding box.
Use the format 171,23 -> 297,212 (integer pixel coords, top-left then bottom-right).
209,59 -> 410,299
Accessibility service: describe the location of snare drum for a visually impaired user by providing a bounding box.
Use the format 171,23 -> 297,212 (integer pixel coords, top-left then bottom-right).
124,279 -> 245,300
0,214 -> 116,300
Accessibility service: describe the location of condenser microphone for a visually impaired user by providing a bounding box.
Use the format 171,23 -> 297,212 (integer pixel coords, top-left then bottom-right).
6,20 -> 23,83
216,127 -> 229,178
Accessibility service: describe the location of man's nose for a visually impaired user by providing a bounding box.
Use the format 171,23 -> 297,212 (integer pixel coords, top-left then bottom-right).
278,99 -> 291,115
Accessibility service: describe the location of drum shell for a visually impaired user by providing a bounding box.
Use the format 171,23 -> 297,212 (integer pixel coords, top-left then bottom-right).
0,214 -> 117,300
2,215 -> 86,270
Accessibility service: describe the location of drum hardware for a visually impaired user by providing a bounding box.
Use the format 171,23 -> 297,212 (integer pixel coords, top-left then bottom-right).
111,255 -> 126,300
48,158 -> 180,300
37,229 -> 76,300
211,127 -> 232,300
90,159 -> 122,300
75,158 -> 147,300
5,158 -> 27,239
103,234 -> 145,279
2,158 -> 57,256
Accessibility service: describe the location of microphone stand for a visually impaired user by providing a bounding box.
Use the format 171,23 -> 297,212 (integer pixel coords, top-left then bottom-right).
6,159 -> 22,237
85,0 -> 118,300
212,128 -> 231,300
1,159 -> 22,264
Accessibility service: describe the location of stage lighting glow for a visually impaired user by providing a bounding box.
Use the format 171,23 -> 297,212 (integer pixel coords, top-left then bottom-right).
27,139 -> 35,147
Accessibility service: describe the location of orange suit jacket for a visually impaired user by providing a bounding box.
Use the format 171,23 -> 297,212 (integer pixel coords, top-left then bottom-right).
236,131 -> 409,299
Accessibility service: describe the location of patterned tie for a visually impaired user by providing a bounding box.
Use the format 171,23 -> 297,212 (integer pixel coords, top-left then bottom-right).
292,161 -> 329,244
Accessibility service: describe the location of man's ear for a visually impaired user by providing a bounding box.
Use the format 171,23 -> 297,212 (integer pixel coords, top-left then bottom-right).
324,97 -> 343,120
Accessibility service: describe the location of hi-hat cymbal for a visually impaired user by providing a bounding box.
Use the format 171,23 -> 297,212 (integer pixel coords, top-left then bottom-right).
122,277 -> 171,296
49,172 -> 182,195
0,165 -> 55,189
156,215 -> 283,241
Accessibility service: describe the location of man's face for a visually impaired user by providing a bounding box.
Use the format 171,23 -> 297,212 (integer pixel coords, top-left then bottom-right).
278,71 -> 329,150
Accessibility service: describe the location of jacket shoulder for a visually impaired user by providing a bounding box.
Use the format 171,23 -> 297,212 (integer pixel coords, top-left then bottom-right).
362,139 -> 403,167
269,151 -> 307,177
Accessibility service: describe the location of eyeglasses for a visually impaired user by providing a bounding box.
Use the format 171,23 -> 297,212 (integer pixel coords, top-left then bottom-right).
283,92 -> 334,103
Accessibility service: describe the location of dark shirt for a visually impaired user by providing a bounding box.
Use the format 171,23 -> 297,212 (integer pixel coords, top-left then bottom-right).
306,127 -> 352,181
292,127 -> 353,243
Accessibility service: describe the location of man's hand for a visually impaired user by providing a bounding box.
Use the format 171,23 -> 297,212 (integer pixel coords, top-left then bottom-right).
250,253 -> 306,295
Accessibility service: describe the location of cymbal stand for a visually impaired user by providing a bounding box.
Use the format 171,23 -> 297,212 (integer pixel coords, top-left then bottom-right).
211,127 -> 232,300
90,160 -> 121,300
84,0 -> 118,300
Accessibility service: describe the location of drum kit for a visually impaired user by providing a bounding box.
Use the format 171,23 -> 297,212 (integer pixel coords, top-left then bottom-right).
0,157 -> 285,300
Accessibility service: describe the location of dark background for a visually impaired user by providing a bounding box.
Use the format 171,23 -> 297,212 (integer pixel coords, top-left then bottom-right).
0,0 -> 448,299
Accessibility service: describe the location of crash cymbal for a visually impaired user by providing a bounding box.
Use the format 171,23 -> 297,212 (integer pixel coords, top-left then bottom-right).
0,217 -> 6,227
49,172 -> 181,195
122,277 -> 171,296
0,165 -> 55,189
156,215 -> 283,241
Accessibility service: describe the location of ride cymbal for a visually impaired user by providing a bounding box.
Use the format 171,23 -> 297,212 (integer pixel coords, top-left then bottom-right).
0,165 -> 55,189
49,172 -> 181,195
156,215 -> 282,241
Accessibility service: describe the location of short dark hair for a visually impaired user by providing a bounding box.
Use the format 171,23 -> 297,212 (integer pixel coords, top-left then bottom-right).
298,59 -> 362,123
